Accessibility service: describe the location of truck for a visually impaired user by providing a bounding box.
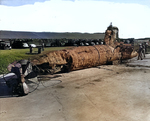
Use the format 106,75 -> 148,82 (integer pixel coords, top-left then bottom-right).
0,41 -> 11,50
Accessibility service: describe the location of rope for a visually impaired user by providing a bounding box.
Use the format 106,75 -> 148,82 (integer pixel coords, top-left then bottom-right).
28,80 -> 40,93
40,79 -> 62,88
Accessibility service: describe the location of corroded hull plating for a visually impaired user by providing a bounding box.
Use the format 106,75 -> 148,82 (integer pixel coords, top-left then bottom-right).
31,44 -> 137,73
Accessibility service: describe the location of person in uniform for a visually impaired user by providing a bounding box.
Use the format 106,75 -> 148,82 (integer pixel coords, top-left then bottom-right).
137,43 -> 143,60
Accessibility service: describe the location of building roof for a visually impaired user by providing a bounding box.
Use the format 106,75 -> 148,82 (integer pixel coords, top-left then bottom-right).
0,30 -> 105,40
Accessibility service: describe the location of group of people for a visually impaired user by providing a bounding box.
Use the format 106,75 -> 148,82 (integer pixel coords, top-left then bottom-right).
137,42 -> 148,60
29,43 -> 44,54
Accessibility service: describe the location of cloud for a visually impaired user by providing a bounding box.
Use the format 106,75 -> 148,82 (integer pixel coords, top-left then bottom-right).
0,0 -> 49,6
0,0 -> 150,38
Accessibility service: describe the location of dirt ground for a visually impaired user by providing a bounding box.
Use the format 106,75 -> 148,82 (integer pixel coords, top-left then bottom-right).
1,55 -> 150,121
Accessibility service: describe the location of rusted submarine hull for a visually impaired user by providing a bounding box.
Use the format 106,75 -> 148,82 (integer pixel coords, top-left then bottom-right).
31,25 -> 138,74
31,44 -> 137,73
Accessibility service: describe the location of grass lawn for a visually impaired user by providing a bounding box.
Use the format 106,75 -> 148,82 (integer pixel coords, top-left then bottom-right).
0,47 -> 70,74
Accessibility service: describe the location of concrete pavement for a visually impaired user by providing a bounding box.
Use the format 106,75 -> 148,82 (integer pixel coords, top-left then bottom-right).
126,54 -> 150,68
1,54 -> 150,121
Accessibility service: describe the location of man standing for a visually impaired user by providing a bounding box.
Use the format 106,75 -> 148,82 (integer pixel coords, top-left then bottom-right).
142,43 -> 146,58
137,43 -> 143,60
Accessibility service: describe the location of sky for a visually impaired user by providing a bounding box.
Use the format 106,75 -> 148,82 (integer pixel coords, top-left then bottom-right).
0,0 -> 150,39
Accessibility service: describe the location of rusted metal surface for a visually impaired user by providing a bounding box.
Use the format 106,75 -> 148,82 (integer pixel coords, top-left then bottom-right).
31,45 -> 137,73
